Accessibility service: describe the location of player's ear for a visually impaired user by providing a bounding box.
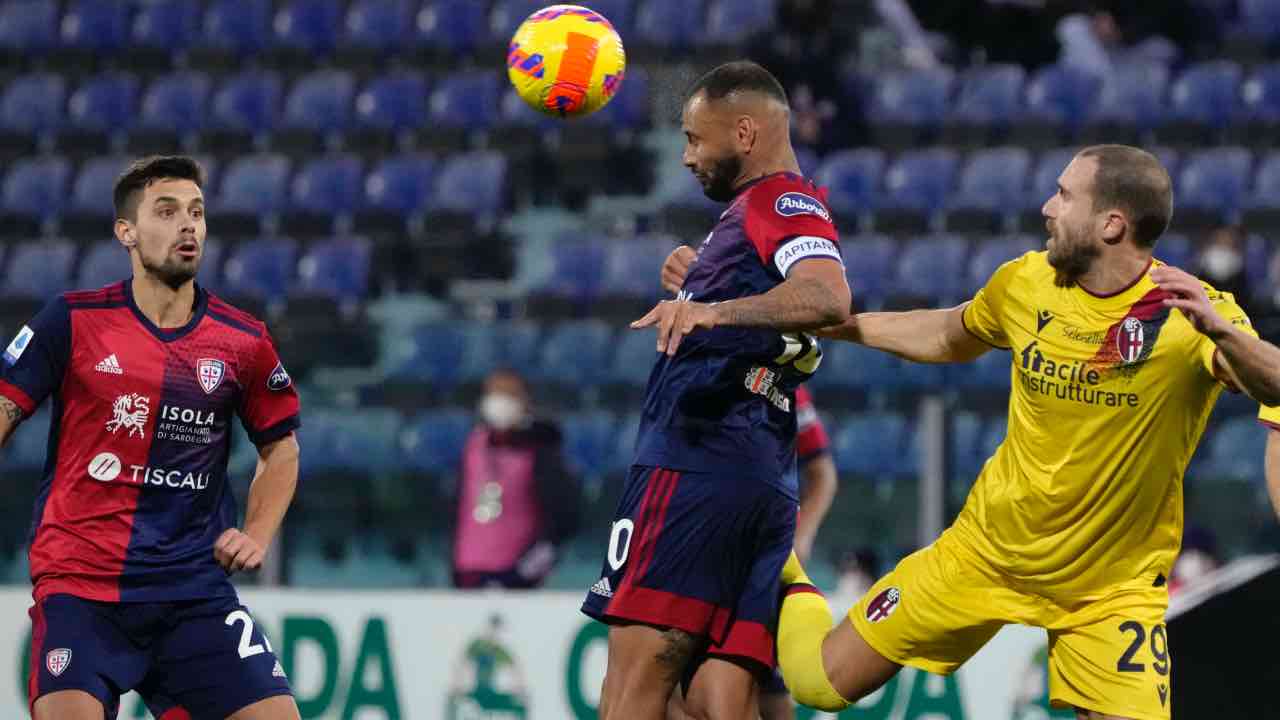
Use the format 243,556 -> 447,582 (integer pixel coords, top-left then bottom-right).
114,218 -> 136,248
1101,211 -> 1126,245
735,114 -> 756,153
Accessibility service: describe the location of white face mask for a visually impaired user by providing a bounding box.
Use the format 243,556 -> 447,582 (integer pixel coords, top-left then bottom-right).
480,392 -> 526,430
1201,245 -> 1242,281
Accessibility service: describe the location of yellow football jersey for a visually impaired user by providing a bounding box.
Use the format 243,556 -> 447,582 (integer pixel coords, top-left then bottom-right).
955,251 -> 1255,600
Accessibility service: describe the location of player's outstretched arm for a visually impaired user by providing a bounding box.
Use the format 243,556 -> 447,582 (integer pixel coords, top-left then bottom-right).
818,304 -> 992,364
215,432 -> 300,573
1266,430 -> 1280,522
0,396 -> 24,448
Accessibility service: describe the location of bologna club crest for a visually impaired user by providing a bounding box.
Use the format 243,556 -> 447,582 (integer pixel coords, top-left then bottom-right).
865,587 -> 901,623
1117,317 -> 1145,364
196,358 -> 225,395
46,648 -> 71,677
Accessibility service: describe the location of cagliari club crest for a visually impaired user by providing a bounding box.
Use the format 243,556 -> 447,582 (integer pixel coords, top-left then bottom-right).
46,648 -> 71,677
196,358 -> 225,394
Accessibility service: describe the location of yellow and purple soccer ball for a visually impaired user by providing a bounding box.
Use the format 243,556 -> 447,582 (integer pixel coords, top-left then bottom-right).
507,4 -> 626,118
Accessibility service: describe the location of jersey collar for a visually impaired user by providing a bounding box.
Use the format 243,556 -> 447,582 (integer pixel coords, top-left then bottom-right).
123,279 -> 208,343
1073,257 -> 1156,307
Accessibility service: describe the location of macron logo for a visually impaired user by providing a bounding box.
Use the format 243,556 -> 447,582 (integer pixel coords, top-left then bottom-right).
94,354 -> 124,375
775,192 -> 831,222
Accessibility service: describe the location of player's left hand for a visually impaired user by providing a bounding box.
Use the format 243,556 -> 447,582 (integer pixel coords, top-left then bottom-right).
1151,265 -> 1231,340
214,528 -> 266,574
631,299 -> 720,356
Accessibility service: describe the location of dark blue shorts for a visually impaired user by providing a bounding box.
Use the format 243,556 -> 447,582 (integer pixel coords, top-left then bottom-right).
582,465 -> 796,670
28,594 -> 292,720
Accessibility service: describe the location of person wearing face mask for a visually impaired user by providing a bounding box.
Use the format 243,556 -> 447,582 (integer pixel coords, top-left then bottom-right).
1194,226 -> 1252,317
451,369 -> 581,589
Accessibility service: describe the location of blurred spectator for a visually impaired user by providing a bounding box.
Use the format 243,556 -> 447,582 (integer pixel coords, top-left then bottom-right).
1169,525 -> 1221,596
452,370 -> 581,589
1195,225 -> 1252,313
746,0 -> 865,153
832,546 -> 880,602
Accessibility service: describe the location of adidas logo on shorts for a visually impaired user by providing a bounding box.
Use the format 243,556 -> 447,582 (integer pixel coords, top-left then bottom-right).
589,577 -> 613,598
273,660 -> 287,678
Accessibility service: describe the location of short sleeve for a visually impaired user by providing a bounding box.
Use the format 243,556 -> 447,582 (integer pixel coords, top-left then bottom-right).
0,297 -> 71,415
1195,288 -> 1257,383
961,255 -> 1025,350
795,386 -> 830,463
745,185 -> 842,278
237,331 -> 300,447
1258,403 -> 1280,431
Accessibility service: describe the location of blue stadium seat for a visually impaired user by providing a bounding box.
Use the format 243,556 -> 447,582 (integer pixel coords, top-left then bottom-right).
1206,415 -> 1265,481
301,408 -> 400,475
68,73 -> 140,133
0,73 -> 64,133
813,343 -> 898,392
60,0 -> 128,51
273,0 -> 342,53
1154,233 -> 1193,269
296,236 -> 371,302
951,64 -> 1025,127
132,0 -> 201,50
535,236 -> 609,301
1027,148 -> 1075,208
951,411 -> 985,477
211,72 -> 281,133
459,322 -> 542,382
1169,61 -> 1242,130
139,72 -> 211,133
76,241 -> 131,289
950,147 -> 1031,210
979,414 -> 1008,459
1087,62 -> 1169,132
284,70 -> 354,132
355,73 -> 428,131
364,154 -> 435,214
585,67 -> 650,130
537,320 -> 614,385
607,325 -> 659,385
197,240 -> 225,291
70,156 -> 127,214
795,146 -> 820,178
489,0 -> 548,42
2,156 -> 70,219
1178,147 -> 1252,214
580,0 -> 634,34
842,234 -> 897,305
1150,146 -> 1180,180
219,154 -> 291,214
428,71 -> 499,130
221,238 -> 297,302
634,0 -> 705,49
706,0 -> 774,43
1240,0 -> 1280,43
954,348 -> 1012,390
400,409 -> 473,475
815,148 -> 884,213
1024,64 -> 1101,131
415,0 -> 486,55
2,241 -> 75,298
0,0 -> 55,52
563,411 -> 618,477
202,0 -> 271,52
894,234 -> 970,302
344,0 -> 410,50
868,68 -> 955,131
602,234 -> 677,300
1248,151 -> 1280,209
386,324 -> 464,385
1244,62 -> 1280,123
291,155 -> 363,215
432,151 -> 506,215
880,149 -> 958,212
968,235 -> 1039,294
833,412 -> 910,477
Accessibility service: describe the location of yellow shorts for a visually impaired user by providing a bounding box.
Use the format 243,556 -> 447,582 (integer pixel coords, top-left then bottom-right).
850,530 -> 1171,720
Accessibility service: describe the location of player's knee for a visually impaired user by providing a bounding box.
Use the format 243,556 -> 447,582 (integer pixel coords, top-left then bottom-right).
33,689 -> 104,720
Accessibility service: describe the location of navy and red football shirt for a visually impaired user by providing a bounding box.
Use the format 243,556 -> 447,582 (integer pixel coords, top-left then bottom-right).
794,385 -> 830,466
633,172 -> 842,498
0,280 -> 300,603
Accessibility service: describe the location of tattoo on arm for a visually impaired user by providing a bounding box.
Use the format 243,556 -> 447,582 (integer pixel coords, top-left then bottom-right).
654,628 -> 701,685
0,397 -> 23,424
716,277 -> 842,330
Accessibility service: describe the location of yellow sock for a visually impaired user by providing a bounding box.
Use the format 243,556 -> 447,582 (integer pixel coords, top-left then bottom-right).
777,553 -> 851,712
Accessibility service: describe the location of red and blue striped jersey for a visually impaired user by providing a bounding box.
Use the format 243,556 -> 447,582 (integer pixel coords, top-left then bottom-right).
0,281 -> 300,603
633,173 -> 842,499
794,385 -> 830,465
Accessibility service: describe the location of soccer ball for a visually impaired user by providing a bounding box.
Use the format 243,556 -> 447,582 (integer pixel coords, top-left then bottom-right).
506,5 -> 626,118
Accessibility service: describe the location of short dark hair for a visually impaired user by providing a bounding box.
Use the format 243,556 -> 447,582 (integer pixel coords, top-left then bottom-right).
113,155 -> 206,222
687,60 -> 788,106
1077,145 -> 1173,248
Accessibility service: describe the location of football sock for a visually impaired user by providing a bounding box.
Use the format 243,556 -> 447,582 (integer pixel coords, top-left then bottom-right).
777,550 -> 852,712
